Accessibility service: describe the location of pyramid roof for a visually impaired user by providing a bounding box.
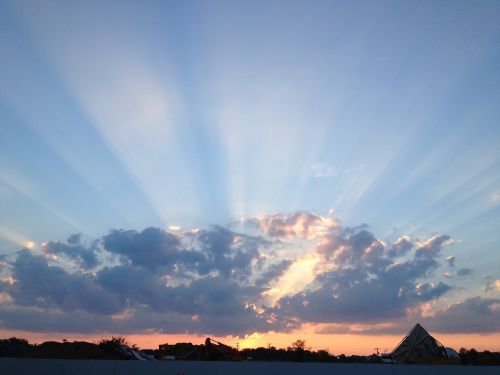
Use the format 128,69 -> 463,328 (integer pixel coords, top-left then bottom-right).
390,323 -> 447,364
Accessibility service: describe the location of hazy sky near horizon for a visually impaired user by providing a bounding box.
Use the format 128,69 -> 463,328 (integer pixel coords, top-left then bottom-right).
1,0 -> 499,349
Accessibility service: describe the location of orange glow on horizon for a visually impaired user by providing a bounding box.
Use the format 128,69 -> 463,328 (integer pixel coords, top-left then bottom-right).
1,328 -> 499,355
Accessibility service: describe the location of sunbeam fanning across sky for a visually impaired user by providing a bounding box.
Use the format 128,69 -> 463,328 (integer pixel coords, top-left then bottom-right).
0,0 -> 499,354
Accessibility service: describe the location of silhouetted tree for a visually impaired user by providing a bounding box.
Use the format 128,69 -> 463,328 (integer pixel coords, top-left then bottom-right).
98,336 -> 135,350
291,339 -> 307,351
0,337 -> 32,357
289,339 -> 308,362
458,348 -> 500,365
316,349 -> 332,362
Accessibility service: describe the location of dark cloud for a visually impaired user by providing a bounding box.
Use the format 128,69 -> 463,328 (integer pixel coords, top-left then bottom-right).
102,227 -> 182,270
315,323 -> 409,336
414,235 -> 451,259
195,226 -> 266,280
1,250 -> 122,314
96,264 -> 264,318
276,274 -> 451,324
316,226 -> 389,271
0,302 -> 291,336
424,297 -> 500,333
446,255 -> 456,267
42,234 -> 99,269
0,304 -> 118,333
0,225 -> 275,336
415,282 -> 451,300
95,264 -> 163,309
387,236 -> 414,258
0,258 -> 280,336
256,259 -> 293,286
316,296 -> 500,336
457,268 -> 473,277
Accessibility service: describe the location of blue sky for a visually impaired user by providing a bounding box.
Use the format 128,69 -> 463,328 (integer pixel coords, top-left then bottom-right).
1,1 -> 499,348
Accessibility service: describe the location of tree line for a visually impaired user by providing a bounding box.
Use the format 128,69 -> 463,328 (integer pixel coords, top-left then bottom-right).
1,337 -> 499,365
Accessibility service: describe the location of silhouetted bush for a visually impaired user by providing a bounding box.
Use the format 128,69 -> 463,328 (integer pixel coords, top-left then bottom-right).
459,348 -> 500,365
0,337 -> 32,357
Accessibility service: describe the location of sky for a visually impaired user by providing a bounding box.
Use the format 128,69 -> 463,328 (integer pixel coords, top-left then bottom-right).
0,0 -> 500,354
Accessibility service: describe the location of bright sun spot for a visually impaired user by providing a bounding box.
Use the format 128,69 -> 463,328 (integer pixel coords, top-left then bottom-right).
23,241 -> 36,249
264,254 -> 320,305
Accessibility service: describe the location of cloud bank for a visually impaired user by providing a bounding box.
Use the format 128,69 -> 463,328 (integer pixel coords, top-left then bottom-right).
0,212 -> 498,336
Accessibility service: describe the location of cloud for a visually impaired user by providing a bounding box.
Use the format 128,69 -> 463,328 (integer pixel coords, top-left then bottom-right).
194,226 -> 266,280
255,259 -> 293,286
96,263 -> 264,318
274,226 -> 452,324
1,250 -> 122,314
316,296 -> 500,336
275,270 -> 451,325
316,297 -> 500,336
0,226 -> 277,336
0,304 -> 119,333
316,322 -> 406,336
414,235 -> 451,259
42,234 -> 99,269
102,227 -> 182,270
0,250 -> 278,336
457,268 -> 473,277
244,212 -> 338,240
446,255 -> 455,267
316,225 -> 388,269
485,279 -> 500,292
0,255 -> 8,272
423,297 -> 500,333
387,236 -> 414,258
415,282 -> 452,300
0,211 -> 492,337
